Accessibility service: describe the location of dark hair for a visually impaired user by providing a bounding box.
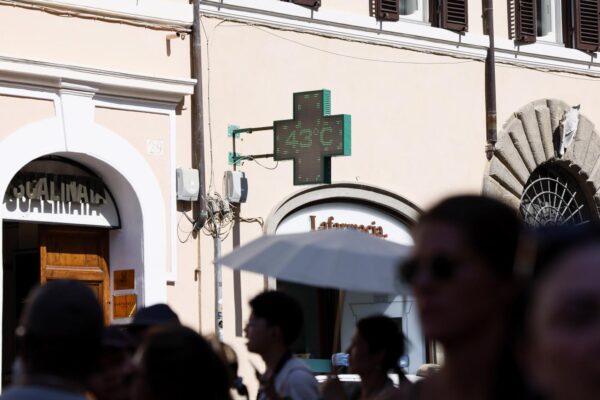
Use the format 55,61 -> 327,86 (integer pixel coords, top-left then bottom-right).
356,315 -> 407,382
249,291 -> 303,347
18,280 -> 104,381
532,223 -> 600,279
516,223 -> 600,336
138,326 -> 231,400
419,195 -> 522,279
209,339 -> 250,400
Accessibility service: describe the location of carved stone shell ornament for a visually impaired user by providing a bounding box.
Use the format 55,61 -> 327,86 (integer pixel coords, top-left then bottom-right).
483,99 -> 600,227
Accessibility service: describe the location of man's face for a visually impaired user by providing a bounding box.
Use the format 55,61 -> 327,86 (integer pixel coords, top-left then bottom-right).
244,313 -> 273,355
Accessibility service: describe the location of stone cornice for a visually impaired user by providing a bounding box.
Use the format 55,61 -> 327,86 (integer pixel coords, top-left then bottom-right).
1,0 -> 193,30
0,54 -> 195,103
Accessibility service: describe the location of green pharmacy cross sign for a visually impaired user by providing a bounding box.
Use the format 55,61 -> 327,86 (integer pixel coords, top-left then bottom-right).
274,90 -> 351,185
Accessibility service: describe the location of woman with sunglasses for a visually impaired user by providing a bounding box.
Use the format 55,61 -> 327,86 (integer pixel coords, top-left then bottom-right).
400,195 -> 529,400
322,315 -> 410,400
520,225 -> 600,400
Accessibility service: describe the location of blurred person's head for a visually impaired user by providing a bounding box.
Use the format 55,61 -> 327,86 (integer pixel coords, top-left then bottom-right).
348,315 -> 406,380
523,224 -> 600,400
209,337 -> 249,398
17,280 -> 104,383
127,303 -> 180,346
400,195 -> 522,344
133,326 -> 231,400
209,337 -> 239,384
88,326 -> 136,400
244,291 -> 303,356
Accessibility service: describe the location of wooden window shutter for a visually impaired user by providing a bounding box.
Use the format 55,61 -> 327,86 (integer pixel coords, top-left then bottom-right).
514,0 -> 537,43
440,0 -> 468,31
370,0 -> 400,21
563,0 -> 574,48
430,0 -> 440,27
507,0 -> 516,38
282,0 -> 321,10
574,0 -> 600,51
429,0 -> 442,28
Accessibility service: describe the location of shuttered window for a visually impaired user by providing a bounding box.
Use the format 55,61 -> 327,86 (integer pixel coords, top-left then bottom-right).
509,0 -> 537,42
430,0 -> 440,27
441,0 -> 468,31
508,0 -> 517,38
281,0 -> 321,9
507,0 -> 600,51
508,0 -> 561,45
563,0 -> 574,47
370,0 -> 401,21
574,0 -> 600,51
430,0 -> 468,31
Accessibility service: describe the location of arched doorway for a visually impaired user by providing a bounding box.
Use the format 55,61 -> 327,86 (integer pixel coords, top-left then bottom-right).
1,155 -> 130,385
0,113 -> 168,387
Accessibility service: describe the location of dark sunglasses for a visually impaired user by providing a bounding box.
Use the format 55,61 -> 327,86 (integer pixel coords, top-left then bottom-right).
400,254 -> 460,284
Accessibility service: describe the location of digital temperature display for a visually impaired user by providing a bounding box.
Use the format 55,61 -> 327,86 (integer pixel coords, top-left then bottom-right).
273,90 -> 351,185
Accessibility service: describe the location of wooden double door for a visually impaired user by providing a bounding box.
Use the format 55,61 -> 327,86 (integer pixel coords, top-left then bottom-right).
39,226 -> 110,324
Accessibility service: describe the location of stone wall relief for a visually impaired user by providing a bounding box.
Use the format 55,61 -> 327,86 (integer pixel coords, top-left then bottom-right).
483,99 -> 600,224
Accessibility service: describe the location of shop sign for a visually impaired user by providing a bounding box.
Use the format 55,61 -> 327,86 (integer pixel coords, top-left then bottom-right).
113,294 -> 137,319
309,215 -> 388,238
8,173 -> 106,205
277,202 -> 411,245
3,163 -> 120,228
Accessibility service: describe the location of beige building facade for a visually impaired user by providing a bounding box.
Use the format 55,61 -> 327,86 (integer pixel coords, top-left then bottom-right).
0,0 -> 199,386
197,0 -> 600,393
2,0 -> 600,396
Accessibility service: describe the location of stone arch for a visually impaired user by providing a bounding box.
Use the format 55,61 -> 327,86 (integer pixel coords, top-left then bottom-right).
0,116 -> 167,306
483,99 -> 600,215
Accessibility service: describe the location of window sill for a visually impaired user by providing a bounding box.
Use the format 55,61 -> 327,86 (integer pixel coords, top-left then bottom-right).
535,39 -> 564,47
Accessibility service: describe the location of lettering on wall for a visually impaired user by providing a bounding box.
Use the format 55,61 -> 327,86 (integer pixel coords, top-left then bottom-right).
309,215 -> 388,238
7,173 -> 107,205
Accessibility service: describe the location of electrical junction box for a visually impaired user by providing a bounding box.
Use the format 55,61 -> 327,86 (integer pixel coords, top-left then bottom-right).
223,171 -> 248,203
176,168 -> 200,201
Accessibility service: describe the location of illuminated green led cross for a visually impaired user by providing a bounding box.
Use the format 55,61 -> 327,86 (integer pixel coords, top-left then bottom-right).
273,90 -> 351,185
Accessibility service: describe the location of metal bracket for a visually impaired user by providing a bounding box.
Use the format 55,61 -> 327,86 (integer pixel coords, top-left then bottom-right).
228,124 -> 273,137
228,152 -> 243,165
227,124 -> 241,138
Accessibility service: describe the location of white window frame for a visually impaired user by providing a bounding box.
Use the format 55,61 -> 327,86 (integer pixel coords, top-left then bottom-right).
399,0 -> 428,23
537,0 -> 563,44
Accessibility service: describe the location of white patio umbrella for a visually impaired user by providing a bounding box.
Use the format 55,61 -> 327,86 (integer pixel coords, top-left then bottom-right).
217,229 -> 411,294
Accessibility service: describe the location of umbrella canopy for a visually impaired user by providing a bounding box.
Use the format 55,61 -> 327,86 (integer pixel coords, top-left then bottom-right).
217,229 -> 411,294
